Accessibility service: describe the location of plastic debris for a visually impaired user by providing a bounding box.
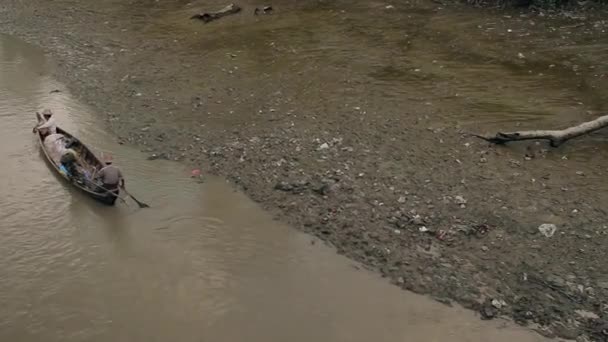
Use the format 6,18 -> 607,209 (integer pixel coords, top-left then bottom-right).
191,169 -> 202,177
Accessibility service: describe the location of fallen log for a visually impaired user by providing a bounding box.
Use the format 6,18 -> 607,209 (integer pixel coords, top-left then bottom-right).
472,114 -> 608,147
190,4 -> 241,23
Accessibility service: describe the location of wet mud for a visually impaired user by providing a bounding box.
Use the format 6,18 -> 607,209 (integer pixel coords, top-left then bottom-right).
1,0 -> 608,339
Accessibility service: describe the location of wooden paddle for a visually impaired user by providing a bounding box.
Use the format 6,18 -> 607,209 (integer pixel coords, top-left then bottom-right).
120,186 -> 150,208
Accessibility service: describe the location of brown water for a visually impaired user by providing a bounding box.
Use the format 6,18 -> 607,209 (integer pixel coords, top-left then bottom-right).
0,34 -> 554,342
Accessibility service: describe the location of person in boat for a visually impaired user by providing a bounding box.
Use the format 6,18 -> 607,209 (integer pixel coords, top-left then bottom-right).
95,154 -> 124,192
32,109 -> 57,138
43,133 -> 68,164
60,139 -> 82,180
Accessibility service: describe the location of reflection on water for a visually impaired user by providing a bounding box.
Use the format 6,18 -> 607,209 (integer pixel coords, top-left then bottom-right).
0,34 -> 550,342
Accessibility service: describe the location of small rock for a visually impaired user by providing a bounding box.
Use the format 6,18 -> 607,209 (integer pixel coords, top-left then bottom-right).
538,223 -> 557,237
274,181 -> 293,192
318,143 -> 330,150
575,310 -> 600,320
518,52 -> 525,59
396,276 -> 404,284
547,275 -> 566,288
419,226 -> 429,233
576,171 -> 585,176
398,196 -> 406,203
454,195 -> 467,205
481,246 -> 489,252
411,215 -> 425,225
480,300 -> 497,320
491,299 -> 506,309
313,183 -> 332,196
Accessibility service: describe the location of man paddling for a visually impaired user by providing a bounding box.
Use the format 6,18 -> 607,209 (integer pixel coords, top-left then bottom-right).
32,109 -> 57,137
95,154 -> 124,192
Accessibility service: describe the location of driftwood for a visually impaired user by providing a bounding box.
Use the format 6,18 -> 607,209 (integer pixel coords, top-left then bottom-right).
254,6 -> 273,15
190,4 -> 241,23
472,114 -> 608,147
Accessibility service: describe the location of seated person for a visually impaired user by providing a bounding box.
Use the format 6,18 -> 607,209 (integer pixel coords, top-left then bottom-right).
94,155 -> 124,192
32,109 -> 57,138
60,140 -> 82,181
43,133 -> 67,164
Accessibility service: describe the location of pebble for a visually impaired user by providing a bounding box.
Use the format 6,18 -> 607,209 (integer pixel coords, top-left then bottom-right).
454,195 -> 467,205
481,246 -> 489,252
411,215 -> 425,226
538,223 -> 557,237
491,299 -> 506,309
575,309 -> 600,320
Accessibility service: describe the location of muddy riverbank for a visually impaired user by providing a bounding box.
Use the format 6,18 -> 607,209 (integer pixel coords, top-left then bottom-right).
1,0 -> 608,340
0,33 -> 555,342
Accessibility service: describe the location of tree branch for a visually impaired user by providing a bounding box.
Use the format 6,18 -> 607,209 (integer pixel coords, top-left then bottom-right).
472,114 -> 608,147
190,4 -> 241,23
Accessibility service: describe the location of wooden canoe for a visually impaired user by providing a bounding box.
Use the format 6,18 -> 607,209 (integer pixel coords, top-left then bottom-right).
35,112 -> 119,205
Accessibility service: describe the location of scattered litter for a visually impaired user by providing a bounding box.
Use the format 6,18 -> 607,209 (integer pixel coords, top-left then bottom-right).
436,229 -> 449,241
538,223 -> 557,237
191,169 -> 202,177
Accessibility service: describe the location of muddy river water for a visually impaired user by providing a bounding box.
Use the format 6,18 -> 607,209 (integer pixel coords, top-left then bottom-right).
0,34 -> 552,341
